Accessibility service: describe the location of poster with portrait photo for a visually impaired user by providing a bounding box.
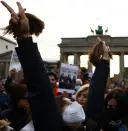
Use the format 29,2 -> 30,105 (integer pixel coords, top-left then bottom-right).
58,63 -> 79,94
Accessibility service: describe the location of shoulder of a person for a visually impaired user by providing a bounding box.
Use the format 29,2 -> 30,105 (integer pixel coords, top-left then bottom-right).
1,108 -> 11,118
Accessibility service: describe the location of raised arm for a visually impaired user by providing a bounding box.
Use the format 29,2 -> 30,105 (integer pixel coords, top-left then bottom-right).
85,39 -> 111,122
1,1 -> 62,131
16,37 -> 62,131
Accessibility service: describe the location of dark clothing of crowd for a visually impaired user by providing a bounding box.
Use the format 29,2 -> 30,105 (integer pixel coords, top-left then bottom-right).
0,37 -> 128,131
1,106 -> 28,131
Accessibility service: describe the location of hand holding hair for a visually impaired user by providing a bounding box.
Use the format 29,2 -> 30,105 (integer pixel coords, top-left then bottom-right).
89,37 -> 112,65
1,1 -> 44,39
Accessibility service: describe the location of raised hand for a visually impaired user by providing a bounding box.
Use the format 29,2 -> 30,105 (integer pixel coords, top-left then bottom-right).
102,41 -> 111,60
97,38 -> 112,60
1,1 -> 44,38
1,1 -> 19,23
16,2 -> 29,35
1,1 -> 30,38
89,37 -> 112,65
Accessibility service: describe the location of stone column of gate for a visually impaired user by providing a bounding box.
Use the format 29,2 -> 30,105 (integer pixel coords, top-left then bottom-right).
60,52 -> 64,63
60,52 -> 68,63
74,53 -> 80,66
120,52 -> 124,79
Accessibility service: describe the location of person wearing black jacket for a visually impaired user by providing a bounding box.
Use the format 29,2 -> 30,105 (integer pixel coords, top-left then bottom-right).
16,37 -> 63,131
2,76 -> 29,131
1,1 -> 62,131
85,60 -> 109,120
85,39 -> 112,131
1,1 -> 112,131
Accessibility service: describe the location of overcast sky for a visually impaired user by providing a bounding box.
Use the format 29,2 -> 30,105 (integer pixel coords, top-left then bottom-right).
0,0 -> 128,62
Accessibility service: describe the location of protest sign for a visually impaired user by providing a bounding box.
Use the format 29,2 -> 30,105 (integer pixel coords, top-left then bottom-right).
58,63 -> 78,94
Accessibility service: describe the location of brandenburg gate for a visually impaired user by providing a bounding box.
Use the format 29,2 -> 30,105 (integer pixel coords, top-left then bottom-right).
58,35 -> 128,78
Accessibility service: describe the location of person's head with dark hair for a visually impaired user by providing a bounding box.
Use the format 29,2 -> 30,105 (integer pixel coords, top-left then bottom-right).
3,13 -> 44,39
48,72 -> 58,85
105,88 -> 128,112
81,67 -> 87,73
100,88 -> 128,131
9,83 -> 29,109
80,68 -> 89,85
89,37 -> 112,66
4,77 -> 29,110
3,80 -> 29,131
48,72 -> 58,96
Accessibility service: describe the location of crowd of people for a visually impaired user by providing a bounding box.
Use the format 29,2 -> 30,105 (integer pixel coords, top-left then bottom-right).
0,1 -> 128,131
